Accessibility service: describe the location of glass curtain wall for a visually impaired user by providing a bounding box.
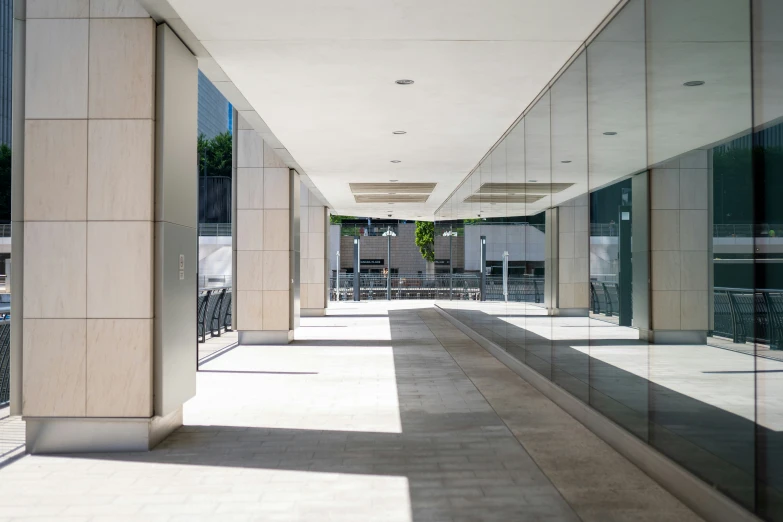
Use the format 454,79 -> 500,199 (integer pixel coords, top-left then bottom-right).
435,0 -> 783,518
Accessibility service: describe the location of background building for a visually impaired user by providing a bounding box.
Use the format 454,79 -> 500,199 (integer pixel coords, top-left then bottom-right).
197,70 -> 231,140
0,0 -> 10,146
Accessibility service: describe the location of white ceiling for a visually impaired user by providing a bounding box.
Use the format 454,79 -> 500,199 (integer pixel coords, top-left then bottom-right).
166,0 -> 621,219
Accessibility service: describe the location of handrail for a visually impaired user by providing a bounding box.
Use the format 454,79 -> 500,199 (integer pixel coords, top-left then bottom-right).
588,223 -> 783,238
329,274 -> 544,302
197,286 -> 232,343
589,282 -> 783,349
198,223 -> 232,237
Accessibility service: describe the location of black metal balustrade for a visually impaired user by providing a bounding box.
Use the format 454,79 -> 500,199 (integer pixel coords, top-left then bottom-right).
0,322 -> 8,405
329,274 -> 544,303
197,287 -> 232,343
711,288 -> 783,349
589,280 -> 625,318
590,281 -> 783,349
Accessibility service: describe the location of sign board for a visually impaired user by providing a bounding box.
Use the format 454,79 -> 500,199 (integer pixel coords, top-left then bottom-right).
435,259 -> 451,266
360,259 -> 384,265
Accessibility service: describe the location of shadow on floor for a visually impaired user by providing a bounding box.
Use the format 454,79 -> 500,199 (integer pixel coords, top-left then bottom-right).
37,306 -> 782,519
63,308 -> 579,522
439,305 -> 783,519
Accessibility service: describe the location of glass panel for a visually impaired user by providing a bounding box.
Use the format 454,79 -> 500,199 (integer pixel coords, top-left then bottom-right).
753,0 -> 783,518
647,0 -> 754,509
585,0 -> 650,441
550,51 -> 590,403
505,122 -> 530,362
525,91 -> 553,378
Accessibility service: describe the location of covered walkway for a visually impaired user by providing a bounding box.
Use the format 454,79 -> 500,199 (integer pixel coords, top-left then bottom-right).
0,302 -> 697,521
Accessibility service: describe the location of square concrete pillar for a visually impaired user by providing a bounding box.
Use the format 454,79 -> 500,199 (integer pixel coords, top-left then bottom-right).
234,114 -> 300,344
18,2 -> 197,453
647,150 -> 711,344
545,197 -> 590,316
300,185 -> 327,317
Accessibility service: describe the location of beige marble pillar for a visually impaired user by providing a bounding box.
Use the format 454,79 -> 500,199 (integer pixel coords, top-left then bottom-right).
20,1 -> 196,453
300,185 -> 327,317
545,197 -> 590,316
648,150 -> 711,344
234,114 -> 299,344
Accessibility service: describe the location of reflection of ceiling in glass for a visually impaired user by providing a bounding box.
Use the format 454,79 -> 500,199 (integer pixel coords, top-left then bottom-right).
463,195 -> 544,204
354,194 -> 430,203
477,183 -> 573,194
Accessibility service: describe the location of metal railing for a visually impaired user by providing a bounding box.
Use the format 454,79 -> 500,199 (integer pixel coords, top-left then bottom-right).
590,281 -> 783,349
712,224 -> 783,238
589,223 -> 783,238
590,223 -> 619,237
713,287 -> 783,348
0,322 -> 10,405
198,223 -> 232,237
197,286 -> 232,343
590,281 -> 625,318
329,273 -> 544,302
340,224 -> 399,237
199,274 -> 233,289
0,224 -> 10,238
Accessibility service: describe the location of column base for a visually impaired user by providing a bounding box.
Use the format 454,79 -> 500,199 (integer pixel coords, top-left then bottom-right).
238,330 -> 294,345
642,330 -> 707,345
548,307 -> 589,317
25,407 -> 182,454
301,308 -> 325,317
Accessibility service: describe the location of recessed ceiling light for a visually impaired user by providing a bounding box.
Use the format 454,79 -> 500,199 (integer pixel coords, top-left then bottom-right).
603,131 -> 617,136
561,160 -> 572,163
529,180 -> 538,183
392,131 -> 407,135
683,80 -> 705,87
390,160 -> 401,163
395,79 -> 414,85
389,179 -> 398,182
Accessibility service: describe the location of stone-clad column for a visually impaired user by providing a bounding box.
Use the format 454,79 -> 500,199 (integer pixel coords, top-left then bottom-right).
234,114 -> 300,344
20,1 -> 196,453
300,185 -> 327,316
648,150 -> 711,344
545,197 -> 590,316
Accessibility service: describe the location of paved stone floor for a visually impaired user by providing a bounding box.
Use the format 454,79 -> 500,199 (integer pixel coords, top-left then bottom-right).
0,301 -> 699,521
198,330 -> 238,363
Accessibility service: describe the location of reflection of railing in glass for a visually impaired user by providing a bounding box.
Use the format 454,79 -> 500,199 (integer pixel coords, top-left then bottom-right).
589,281 -> 783,349
590,222 -> 783,238
713,288 -> 783,348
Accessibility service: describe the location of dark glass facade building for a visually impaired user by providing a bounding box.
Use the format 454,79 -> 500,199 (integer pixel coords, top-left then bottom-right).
0,0 -> 12,146
197,69 -> 231,139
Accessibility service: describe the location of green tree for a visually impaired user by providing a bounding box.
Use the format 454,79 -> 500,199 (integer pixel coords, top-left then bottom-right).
198,131 -> 233,177
329,214 -> 357,225
415,221 -> 435,262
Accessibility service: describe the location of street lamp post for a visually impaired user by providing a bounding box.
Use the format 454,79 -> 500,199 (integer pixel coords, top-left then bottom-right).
383,226 -> 397,300
336,250 -> 340,301
502,250 -> 509,302
443,227 -> 458,300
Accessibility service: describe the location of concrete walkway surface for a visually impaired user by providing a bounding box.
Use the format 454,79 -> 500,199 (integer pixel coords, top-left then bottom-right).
0,301 -> 699,521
